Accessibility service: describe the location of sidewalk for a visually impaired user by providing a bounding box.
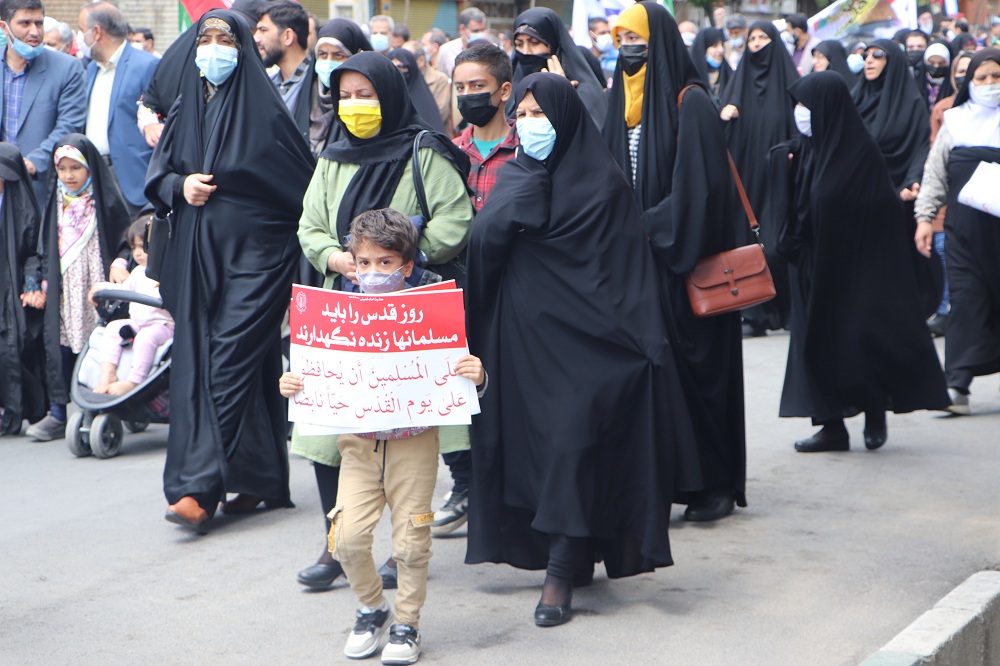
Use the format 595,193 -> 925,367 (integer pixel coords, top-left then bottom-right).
1,334 -> 998,665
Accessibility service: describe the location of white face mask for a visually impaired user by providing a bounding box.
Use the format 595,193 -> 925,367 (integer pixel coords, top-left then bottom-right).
969,81 -> 1000,108
846,53 -> 864,74
593,33 -> 615,53
794,105 -> 812,137
682,32 -> 696,47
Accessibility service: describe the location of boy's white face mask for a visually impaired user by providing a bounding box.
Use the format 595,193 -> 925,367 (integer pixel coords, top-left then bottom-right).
357,269 -> 405,293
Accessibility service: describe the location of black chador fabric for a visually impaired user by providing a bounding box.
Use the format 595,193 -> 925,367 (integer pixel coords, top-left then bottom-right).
321,52 -> 468,244
813,40 -> 857,83
145,10 -> 314,513
690,27 -> 733,100
40,134 -> 131,405
508,8 -> 608,125
0,144 -> 46,428
770,73 -> 948,421
602,2 -> 746,507
852,39 -> 929,191
466,73 -> 691,577
940,49 -> 1000,387
140,0 -> 264,118
388,48 -> 447,134
719,22 -> 798,331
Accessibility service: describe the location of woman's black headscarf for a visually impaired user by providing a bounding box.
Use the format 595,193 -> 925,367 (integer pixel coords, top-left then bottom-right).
508,7 -> 607,125
388,47 -> 447,134
603,2 -> 705,215
40,133 -> 131,404
812,39 -> 856,83
466,72 -> 686,576
774,71 -> 949,419
317,17 -> 372,54
852,39 -> 929,190
952,47 -> 1000,106
951,32 -> 977,56
690,26 -> 733,98
0,142 -> 46,427
320,52 -> 469,242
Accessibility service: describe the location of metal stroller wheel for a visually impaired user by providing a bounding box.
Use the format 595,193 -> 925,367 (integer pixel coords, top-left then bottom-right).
124,420 -> 149,433
66,411 -> 91,458
90,414 -> 124,459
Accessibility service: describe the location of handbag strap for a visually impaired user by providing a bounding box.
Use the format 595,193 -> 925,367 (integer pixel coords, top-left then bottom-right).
677,85 -> 759,233
411,129 -> 431,221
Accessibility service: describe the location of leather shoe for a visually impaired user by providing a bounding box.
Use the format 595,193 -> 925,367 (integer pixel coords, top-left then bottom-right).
535,597 -> 573,627
297,561 -> 345,590
863,416 -> 888,450
220,494 -> 268,514
165,496 -> 209,534
378,558 -> 398,589
683,491 -> 736,522
794,430 -> 849,453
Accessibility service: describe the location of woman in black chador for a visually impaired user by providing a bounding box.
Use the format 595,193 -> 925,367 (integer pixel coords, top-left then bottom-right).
719,20 -> 799,335
388,47 -> 447,134
466,73 -> 692,628
601,1 -> 746,523
0,143 -> 45,436
768,72 -> 949,452
145,10 -> 314,532
915,49 -> 1000,415
690,27 -> 733,101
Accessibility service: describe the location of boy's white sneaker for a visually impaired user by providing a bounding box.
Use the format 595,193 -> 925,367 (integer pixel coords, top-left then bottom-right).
344,605 -> 394,659
381,624 -> 421,664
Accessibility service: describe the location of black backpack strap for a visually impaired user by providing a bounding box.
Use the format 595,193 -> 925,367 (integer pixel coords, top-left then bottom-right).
411,129 -> 431,220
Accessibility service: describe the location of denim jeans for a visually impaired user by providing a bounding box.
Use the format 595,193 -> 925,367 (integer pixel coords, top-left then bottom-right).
934,231 -> 949,316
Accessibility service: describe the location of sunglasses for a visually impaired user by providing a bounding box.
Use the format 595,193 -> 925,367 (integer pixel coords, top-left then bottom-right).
864,49 -> 887,60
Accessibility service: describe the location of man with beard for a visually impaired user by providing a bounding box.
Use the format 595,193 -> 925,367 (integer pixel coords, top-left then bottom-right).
255,0 -> 312,144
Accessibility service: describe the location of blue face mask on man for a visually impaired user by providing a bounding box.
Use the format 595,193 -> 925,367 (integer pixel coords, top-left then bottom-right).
315,59 -> 341,89
195,44 -> 239,86
370,33 -> 390,52
516,116 -> 557,162
5,26 -> 44,60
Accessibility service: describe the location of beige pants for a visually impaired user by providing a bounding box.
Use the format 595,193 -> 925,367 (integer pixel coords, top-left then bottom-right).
328,429 -> 439,627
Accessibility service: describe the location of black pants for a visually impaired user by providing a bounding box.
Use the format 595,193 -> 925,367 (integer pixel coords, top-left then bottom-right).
315,461 -> 340,532
547,534 -> 593,579
442,449 -> 470,494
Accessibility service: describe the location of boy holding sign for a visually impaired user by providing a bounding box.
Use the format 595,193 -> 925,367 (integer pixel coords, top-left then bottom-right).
280,209 -> 485,665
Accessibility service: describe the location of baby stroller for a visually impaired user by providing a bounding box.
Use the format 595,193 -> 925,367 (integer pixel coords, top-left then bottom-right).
68,288 -> 171,459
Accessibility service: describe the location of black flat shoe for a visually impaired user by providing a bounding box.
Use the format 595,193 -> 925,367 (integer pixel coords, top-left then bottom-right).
794,431 -> 849,453
534,600 -> 573,627
297,562 -> 344,590
864,426 -> 888,450
683,491 -> 736,522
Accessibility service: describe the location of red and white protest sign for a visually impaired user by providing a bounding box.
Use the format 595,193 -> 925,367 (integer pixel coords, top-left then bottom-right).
287,283 -> 479,434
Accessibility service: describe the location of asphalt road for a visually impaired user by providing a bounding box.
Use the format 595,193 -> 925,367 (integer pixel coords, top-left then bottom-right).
2,333 -> 998,665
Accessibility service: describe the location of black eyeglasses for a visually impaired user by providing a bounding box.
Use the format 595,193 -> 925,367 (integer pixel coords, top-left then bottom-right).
864,49 -> 887,60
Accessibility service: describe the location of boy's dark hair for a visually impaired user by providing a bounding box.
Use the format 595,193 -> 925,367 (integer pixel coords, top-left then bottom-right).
125,215 -> 151,246
392,24 -> 410,41
454,41 -> 513,85
588,17 -> 608,32
132,26 -> 154,41
906,29 -> 929,47
348,209 -> 418,264
0,0 -> 43,23
258,0 -> 309,50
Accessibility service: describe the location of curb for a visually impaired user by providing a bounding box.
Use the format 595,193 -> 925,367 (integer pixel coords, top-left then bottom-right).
860,571 -> 1000,666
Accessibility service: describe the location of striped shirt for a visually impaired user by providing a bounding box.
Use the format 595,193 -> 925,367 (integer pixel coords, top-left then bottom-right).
2,60 -> 30,144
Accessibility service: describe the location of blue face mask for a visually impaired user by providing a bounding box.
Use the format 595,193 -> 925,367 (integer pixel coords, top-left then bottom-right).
357,268 -> 405,294
706,54 -> 722,69
6,27 -> 43,60
195,44 -> 239,86
516,116 -> 557,162
315,59 -> 341,89
58,175 -> 93,197
370,33 -> 390,52
730,35 -> 745,49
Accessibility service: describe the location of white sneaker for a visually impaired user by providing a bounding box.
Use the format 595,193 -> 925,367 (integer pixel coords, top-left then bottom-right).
381,624 -> 421,665
430,488 -> 468,536
947,388 -> 971,416
344,604 -> 394,659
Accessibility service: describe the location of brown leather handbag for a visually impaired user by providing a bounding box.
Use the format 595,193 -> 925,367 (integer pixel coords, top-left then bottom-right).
678,85 -> 776,317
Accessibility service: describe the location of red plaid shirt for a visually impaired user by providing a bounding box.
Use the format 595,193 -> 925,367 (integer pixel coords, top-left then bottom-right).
453,121 -> 519,211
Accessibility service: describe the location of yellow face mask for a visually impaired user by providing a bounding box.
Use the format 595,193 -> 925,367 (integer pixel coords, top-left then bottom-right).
338,99 -> 382,139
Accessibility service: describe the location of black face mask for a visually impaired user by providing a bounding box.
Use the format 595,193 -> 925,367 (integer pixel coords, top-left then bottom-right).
458,90 -> 501,127
517,52 -> 549,75
926,64 -> 949,79
954,74 -> 966,89
618,44 -> 648,77
907,49 -> 925,67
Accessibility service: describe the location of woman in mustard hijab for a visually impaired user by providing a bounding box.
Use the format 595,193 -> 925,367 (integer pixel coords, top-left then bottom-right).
602,1 -> 748,524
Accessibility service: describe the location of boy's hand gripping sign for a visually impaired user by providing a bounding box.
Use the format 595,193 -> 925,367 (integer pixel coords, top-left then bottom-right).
287,282 -> 480,434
